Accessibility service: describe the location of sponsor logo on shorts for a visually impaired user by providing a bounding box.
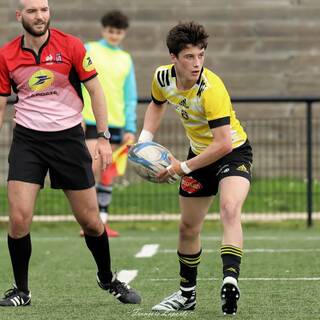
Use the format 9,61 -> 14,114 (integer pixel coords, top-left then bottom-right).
181,176 -> 203,194
83,53 -> 95,72
28,70 -> 54,91
236,164 -> 249,173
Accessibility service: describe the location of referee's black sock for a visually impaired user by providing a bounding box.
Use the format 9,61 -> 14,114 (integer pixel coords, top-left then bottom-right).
84,231 -> 113,284
8,233 -> 32,294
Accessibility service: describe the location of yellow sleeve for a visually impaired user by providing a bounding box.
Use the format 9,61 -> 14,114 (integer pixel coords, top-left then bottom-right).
203,76 -> 232,129
151,70 -> 167,104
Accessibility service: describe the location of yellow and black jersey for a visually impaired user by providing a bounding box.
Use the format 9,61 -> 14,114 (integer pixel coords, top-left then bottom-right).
151,64 -> 247,155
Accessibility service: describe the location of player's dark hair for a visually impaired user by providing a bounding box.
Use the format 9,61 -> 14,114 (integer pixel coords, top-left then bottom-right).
166,21 -> 209,56
101,10 -> 129,29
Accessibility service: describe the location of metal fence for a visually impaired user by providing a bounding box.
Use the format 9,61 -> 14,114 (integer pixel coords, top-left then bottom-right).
0,97 -> 319,224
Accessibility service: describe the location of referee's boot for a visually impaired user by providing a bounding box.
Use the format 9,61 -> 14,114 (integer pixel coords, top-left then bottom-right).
221,276 -> 240,315
97,273 -> 141,304
0,285 -> 31,307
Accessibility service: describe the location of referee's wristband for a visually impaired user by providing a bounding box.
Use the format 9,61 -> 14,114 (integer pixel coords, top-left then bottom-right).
180,161 -> 192,174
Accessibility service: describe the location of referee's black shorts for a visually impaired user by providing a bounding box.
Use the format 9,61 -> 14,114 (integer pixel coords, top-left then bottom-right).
179,140 -> 253,197
8,124 -> 95,190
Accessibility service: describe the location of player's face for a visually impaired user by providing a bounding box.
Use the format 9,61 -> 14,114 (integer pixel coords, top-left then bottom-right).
16,0 -> 50,37
171,45 -> 205,82
102,27 -> 126,47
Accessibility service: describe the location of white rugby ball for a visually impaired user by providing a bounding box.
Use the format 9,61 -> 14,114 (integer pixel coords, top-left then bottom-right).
128,141 -> 171,183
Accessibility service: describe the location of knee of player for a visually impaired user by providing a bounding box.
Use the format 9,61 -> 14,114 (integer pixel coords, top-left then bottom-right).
9,209 -> 32,225
179,220 -> 201,238
220,201 -> 242,223
9,215 -> 31,236
81,218 -> 103,235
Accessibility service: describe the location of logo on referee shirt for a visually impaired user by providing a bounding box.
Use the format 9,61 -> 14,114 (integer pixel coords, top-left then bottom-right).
45,54 -> 53,63
28,69 -> 54,91
83,53 -> 95,72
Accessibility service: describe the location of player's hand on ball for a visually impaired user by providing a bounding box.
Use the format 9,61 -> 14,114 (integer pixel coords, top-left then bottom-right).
157,154 -> 184,183
128,141 -> 180,183
156,167 -> 173,183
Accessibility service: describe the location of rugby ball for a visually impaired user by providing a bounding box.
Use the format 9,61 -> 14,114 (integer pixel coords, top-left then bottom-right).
128,141 -> 171,183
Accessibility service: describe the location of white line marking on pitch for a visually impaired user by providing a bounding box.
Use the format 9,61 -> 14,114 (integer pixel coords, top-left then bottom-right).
150,277 -> 320,282
135,244 -> 159,258
113,236 -> 320,242
2,236 -> 318,242
160,248 -> 320,253
117,270 -> 138,284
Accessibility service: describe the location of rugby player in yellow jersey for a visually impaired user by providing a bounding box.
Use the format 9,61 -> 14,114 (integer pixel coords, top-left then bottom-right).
138,22 -> 252,315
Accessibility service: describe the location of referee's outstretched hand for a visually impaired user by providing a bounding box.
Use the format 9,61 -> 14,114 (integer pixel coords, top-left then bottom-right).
95,139 -> 113,170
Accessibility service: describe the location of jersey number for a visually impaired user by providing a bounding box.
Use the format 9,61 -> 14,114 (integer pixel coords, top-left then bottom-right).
181,109 -> 189,120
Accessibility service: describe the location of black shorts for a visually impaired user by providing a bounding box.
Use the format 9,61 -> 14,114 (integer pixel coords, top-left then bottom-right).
8,124 -> 95,190
85,125 -> 123,144
179,140 -> 253,197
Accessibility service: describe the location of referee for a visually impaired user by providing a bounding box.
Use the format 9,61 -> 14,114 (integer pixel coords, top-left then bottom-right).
0,0 -> 140,306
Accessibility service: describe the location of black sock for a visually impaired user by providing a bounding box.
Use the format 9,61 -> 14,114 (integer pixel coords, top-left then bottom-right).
84,231 -> 112,283
8,234 -> 32,293
220,245 -> 243,280
178,250 -> 201,297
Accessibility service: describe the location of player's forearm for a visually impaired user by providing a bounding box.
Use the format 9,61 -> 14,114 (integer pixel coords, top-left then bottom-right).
142,101 -> 166,135
186,137 -> 232,171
